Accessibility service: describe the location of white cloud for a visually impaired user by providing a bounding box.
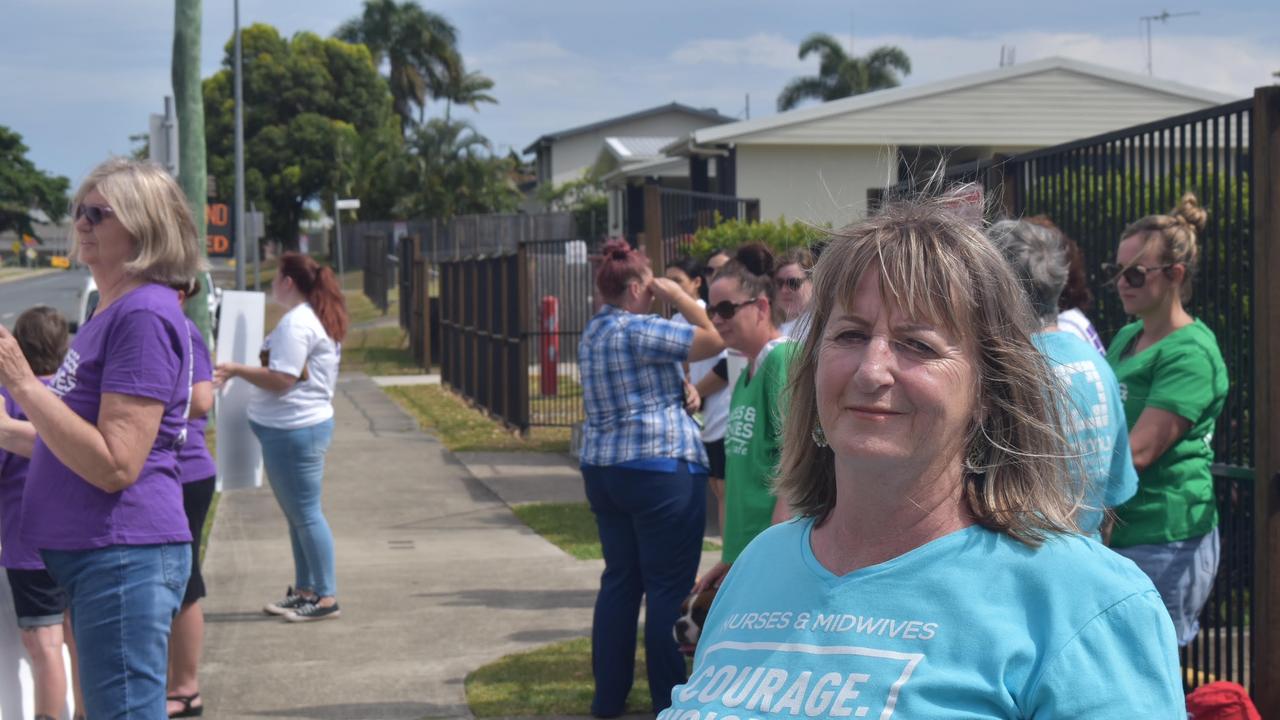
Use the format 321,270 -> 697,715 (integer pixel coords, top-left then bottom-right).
669,33 -> 803,70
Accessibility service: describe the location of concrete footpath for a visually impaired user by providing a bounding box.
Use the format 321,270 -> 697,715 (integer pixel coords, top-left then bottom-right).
200,374 -> 611,719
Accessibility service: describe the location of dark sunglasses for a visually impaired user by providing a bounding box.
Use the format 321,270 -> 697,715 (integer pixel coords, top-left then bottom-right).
74,204 -> 115,226
775,277 -> 806,292
707,297 -> 759,321
1101,262 -> 1173,289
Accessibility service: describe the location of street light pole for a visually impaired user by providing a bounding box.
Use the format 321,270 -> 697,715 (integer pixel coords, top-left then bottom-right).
233,0 -> 246,291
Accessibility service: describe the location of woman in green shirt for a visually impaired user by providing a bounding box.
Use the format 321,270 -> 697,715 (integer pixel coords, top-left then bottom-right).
1104,192 -> 1228,647
692,244 -> 794,593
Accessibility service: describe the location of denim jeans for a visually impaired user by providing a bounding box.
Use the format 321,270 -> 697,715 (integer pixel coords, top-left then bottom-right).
583,461 -> 706,716
42,543 -> 190,719
251,418 -> 337,597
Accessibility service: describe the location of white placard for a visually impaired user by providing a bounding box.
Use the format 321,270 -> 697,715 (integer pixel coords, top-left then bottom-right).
216,290 -> 266,490
0,573 -> 75,718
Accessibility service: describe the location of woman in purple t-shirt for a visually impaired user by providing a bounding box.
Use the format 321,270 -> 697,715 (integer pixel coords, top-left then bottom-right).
166,278 -> 216,719
0,158 -> 204,719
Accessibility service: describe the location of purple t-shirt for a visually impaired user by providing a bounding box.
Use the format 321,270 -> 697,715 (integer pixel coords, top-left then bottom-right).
0,382 -> 50,569
177,318 -> 216,483
22,283 -> 193,550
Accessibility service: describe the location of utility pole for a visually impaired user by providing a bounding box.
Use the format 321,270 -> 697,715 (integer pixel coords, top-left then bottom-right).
234,0 -> 247,291
1140,10 -> 1199,75
173,0 -> 211,342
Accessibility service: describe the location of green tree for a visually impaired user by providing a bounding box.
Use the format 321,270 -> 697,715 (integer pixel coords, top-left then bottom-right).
395,118 -> 521,219
0,126 -> 69,240
203,24 -> 395,249
335,0 -> 460,134
441,67 -> 497,123
776,34 -> 910,111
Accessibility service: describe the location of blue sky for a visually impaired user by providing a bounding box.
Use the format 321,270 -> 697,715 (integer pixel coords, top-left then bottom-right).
3,0 -> 1277,185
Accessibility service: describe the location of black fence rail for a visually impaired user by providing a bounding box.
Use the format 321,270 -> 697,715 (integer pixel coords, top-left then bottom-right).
886,97 -> 1259,693
362,232 -> 391,314
439,253 -> 525,428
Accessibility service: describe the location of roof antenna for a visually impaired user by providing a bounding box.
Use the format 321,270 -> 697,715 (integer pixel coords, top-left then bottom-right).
1140,10 -> 1199,75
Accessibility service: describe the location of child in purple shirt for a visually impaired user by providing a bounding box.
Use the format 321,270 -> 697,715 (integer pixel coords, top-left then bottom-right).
0,307 -> 83,720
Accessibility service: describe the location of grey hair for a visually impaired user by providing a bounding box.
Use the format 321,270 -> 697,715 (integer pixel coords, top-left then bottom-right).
986,219 -> 1068,324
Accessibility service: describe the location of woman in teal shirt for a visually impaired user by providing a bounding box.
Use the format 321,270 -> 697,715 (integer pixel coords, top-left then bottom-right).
1104,192 -> 1228,647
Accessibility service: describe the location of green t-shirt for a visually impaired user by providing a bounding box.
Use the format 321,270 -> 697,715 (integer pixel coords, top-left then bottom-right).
1106,319 -> 1228,547
722,340 -> 794,564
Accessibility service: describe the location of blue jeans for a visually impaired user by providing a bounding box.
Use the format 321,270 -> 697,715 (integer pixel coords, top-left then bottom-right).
43,543 -> 190,719
251,418 -> 337,597
583,462 -> 706,716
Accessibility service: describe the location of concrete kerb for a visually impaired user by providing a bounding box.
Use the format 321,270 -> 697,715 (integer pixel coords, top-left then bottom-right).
199,372 -> 603,719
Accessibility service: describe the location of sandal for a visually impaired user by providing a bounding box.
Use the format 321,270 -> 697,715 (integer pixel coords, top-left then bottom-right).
168,693 -> 204,718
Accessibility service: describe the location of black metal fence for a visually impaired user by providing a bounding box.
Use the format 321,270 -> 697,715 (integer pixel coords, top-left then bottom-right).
890,97 -> 1257,691
523,238 -> 597,427
362,232 -> 391,314
658,187 -> 760,264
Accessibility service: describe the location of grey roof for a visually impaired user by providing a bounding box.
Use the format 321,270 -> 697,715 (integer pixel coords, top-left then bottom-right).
522,102 -> 735,155
603,136 -> 678,161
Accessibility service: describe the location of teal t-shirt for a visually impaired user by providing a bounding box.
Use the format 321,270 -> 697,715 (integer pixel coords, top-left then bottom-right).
1033,331 -> 1138,537
1106,319 -> 1228,547
660,519 -> 1183,719
723,340 -> 794,564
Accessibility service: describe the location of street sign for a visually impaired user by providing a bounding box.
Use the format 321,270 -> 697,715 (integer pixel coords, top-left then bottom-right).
207,202 -> 234,257
335,198 -> 361,210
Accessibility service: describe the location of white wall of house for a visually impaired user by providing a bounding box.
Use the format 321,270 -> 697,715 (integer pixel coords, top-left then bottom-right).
547,114 -> 723,186
735,145 -> 899,228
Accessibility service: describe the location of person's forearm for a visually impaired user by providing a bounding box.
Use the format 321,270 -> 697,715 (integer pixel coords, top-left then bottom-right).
0,416 -> 36,458
232,365 -> 294,393
9,378 -> 132,492
671,292 -> 715,332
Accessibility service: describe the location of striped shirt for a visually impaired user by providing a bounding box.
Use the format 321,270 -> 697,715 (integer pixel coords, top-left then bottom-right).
579,305 -> 707,468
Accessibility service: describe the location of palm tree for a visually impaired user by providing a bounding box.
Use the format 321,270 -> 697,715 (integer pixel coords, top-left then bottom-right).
440,67 -> 497,123
335,0 -> 460,134
776,34 -> 911,112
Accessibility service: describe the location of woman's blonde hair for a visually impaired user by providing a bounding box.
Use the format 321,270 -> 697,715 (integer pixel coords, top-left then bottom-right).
71,158 -> 205,285
776,198 -> 1083,546
1121,192 -> 1206,302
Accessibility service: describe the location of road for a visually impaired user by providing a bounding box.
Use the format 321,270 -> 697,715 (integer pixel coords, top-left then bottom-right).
0,269 -> 91,329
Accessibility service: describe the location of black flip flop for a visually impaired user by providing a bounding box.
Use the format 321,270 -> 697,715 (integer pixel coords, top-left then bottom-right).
168,693 -> 204,718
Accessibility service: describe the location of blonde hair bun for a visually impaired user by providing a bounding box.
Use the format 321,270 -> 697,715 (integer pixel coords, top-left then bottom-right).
1173,192 -> 1207,233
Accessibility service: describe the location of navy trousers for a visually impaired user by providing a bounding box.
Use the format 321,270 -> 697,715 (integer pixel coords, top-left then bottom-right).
583,462 -> 706,716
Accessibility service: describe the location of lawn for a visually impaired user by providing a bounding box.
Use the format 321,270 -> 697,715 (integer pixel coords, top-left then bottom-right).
340,325 -> 420,376
385,384 -> 571,453
465,636 -> 651,718
515,502 -> 719,560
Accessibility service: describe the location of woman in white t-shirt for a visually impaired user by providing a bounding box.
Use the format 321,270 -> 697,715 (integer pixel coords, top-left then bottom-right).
214,252 -> 347,623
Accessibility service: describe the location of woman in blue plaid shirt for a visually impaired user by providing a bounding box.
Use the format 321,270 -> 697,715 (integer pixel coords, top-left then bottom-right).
579,239 -> 725,718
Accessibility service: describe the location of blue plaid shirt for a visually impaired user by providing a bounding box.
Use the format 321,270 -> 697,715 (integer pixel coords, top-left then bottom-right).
579,305 -> 707,468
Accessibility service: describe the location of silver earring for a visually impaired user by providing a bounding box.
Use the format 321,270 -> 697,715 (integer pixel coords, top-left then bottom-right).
811,423 -> 828,448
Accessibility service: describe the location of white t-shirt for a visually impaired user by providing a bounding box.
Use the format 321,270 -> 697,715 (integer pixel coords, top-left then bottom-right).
247,303 -> 341,430
1057,308 -> 1105,355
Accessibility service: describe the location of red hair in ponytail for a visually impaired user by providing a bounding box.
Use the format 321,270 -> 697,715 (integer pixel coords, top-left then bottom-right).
278,252 -> 348,343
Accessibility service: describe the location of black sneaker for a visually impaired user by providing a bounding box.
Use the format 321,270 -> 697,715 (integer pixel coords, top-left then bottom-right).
285,600 -> 341,623
263,586 -> 311,616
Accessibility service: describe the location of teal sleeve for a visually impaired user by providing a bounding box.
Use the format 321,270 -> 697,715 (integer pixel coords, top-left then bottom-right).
1146,345 -> 1216,423
1024,590 -> 1184,719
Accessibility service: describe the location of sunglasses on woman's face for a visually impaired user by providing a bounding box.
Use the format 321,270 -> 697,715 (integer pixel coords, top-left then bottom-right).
775,277 -> 806,292
707,297 -> 759,321
1101,262 -> 1172,289
74,204 -> 115,226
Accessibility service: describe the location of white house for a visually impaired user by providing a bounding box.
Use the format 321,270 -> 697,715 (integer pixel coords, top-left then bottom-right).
523,102 -> 735,189
656,57 -> 1237,229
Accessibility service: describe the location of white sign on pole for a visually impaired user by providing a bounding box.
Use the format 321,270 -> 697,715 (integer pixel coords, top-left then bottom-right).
215,290 -> 266,490
335,198 -> 361,210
